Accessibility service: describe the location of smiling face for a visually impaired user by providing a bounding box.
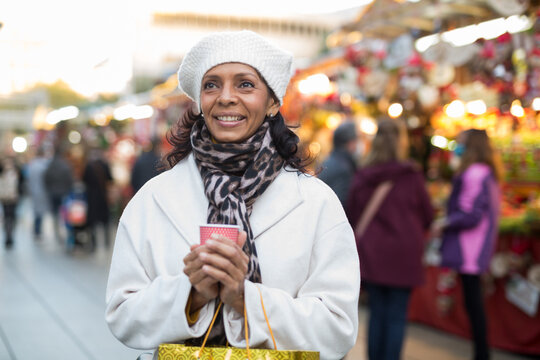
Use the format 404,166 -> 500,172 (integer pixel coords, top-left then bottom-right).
200,62 -> 280,143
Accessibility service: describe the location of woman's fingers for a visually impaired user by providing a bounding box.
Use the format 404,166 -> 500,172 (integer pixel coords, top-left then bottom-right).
183,231 -> 250,311
205,233 -> 249,266
200,252 -> 247,282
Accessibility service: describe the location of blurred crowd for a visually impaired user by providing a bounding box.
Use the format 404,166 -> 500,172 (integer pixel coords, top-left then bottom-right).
0,138 -> 163,252
318,118 -> 501,360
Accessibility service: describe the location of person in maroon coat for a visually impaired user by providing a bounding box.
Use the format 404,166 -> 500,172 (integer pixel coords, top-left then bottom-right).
346,119 -> 434,360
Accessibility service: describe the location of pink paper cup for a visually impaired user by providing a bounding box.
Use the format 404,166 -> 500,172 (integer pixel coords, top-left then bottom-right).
199,224 -> 240,245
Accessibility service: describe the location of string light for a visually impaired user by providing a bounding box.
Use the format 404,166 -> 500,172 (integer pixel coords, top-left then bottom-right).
388,103 -> 403,118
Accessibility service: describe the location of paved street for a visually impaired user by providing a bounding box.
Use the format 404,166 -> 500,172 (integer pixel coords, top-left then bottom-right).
0,198 -> 533,360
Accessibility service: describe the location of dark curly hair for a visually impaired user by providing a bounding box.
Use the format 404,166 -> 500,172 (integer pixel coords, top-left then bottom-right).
165,105 -> 310,173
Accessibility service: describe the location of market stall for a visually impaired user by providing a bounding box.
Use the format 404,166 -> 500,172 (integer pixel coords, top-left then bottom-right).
281,0 -> 540,355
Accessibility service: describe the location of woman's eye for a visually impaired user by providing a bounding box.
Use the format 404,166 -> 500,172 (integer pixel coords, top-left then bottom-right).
239,81 -> 254,88
203,82 -> 217,89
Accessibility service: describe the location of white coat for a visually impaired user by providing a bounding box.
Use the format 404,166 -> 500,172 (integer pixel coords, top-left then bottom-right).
105,153 -> 360,360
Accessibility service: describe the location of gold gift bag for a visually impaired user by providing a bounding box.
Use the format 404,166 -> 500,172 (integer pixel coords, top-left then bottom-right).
158,288 -> 319,360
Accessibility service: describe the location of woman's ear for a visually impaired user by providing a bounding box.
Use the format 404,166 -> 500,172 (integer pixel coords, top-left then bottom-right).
267,97 -> 281,117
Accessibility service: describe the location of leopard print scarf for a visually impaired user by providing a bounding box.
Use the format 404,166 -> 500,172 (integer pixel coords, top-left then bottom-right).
191,118 -> 284,283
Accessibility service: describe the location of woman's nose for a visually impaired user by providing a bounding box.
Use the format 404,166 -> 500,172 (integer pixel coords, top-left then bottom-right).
217,85 -> 237,105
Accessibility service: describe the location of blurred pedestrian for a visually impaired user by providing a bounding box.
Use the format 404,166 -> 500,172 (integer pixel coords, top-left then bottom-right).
83,147 -> 113,250
44,147 -> 74,242
432,129 -> 502,360
130,138 -> 163,194
0,157 -> 22,248
318,121 -> 360,207
105,30 -> 359,359
346,118 -> 434,360
26,147 -> 50,240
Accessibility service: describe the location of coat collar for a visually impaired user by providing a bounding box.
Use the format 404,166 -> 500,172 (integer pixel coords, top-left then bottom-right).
152,153 -> 303,246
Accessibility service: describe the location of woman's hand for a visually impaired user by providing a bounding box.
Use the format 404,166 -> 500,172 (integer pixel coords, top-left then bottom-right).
183,244 -> 220,312
201,231 -> 249,314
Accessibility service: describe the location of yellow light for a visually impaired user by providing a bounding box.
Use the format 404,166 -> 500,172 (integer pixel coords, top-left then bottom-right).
298,74 -> 333,96
388,103 -> 403,118
431,135 -> 449,149
346,31 -> 363,44
12,137 -> 28,153
308,142 -> 321,156
340,93 -> 352,107
415,34 -> 439,53
116,139 -> 136,158
68,131 -> 81,144
510,100 -> 525,117
466,100 -> 487,115
532,97 -> 540,111
360,117 -> 378,135
445,100 -> 466,118
113,104 -> 136,121
95,113 -> 109,126
326,114 -> 342,130
132,105 -> 154,120
46,106 -> 79,125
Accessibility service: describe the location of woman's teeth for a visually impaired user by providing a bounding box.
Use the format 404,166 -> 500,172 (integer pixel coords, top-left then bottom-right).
217,116 -> 242,122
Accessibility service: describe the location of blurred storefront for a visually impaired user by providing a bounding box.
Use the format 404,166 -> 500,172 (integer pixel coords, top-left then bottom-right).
280,0 -> 540,355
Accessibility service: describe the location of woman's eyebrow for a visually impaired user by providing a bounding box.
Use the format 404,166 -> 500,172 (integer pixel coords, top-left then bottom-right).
203,72 -> 260,82
202,74 -> 220,81
234,72 -> 259,79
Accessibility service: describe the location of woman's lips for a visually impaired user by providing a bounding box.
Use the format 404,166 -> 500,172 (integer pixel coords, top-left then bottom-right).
214,115 -> 245,127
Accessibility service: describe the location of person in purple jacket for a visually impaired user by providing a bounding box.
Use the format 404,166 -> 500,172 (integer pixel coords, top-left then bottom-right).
346,118 -> 434,360
433,129 -> 502,360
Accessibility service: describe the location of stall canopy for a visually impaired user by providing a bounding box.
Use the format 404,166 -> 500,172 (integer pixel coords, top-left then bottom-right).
331,0 -> 534,44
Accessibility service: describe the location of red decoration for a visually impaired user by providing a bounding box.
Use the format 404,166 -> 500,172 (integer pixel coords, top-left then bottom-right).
481,41 -> 495,58
497,32 -> 512,44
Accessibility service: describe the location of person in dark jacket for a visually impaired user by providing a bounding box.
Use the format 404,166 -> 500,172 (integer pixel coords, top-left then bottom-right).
346,118 -> 434,360
130,138 -> 163,194
433,129 -> 501,360
44,147 -> 74,242
0,157 -> 23,248
83,147 -> 113,250
318,122 -> 360,206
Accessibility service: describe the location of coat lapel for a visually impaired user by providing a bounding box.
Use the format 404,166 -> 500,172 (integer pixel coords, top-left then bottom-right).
250,168 -> 304,239
152,154 -> 208,247
152,154 -> 304,244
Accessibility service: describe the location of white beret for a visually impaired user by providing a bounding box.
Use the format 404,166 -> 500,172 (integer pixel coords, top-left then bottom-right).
177,30 -> 293,107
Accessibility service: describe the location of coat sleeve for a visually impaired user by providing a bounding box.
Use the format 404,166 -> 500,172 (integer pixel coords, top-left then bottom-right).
223,220 -> 360,360
445,169 -> 489,231
105,219 -> 215,350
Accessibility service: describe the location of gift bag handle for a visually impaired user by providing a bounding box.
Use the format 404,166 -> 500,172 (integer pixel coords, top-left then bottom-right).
199,286 -> 277,359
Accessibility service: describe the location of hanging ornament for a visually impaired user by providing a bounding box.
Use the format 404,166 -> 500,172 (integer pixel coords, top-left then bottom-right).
361,70 -> 389,98
428,63 -> 455,87
417,85 -> 440,109
384,33 -> 414,69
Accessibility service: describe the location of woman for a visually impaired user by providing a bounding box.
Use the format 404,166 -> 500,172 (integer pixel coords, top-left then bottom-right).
0,157 -> 21,249
26,147 -> 50,240
434,129 -> 501,360
346,119 -> 433,360
105,30 -> 360,360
